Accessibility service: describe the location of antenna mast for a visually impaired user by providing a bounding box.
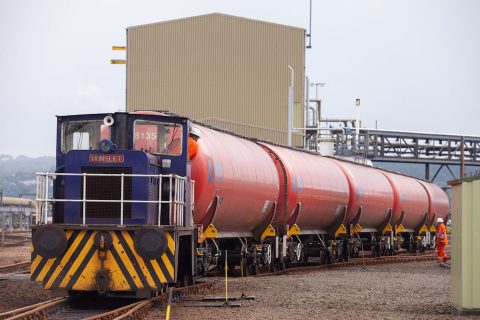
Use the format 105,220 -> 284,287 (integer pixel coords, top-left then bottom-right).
306,0 -> 312,48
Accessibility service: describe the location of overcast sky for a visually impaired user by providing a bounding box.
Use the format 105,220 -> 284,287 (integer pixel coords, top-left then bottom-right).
1,0 -> 479,156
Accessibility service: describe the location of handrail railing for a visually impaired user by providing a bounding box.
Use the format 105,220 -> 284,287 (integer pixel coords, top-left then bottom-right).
36,172 -> 194,227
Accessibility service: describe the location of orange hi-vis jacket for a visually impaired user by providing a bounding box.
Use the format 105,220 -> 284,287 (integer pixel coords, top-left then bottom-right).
436,223 -> 448,245
188,136 -> 198,160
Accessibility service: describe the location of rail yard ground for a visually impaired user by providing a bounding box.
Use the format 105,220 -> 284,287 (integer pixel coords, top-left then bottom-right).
0,245 -> 473,320
0,235 -> 30,265
148,259 -> 472,320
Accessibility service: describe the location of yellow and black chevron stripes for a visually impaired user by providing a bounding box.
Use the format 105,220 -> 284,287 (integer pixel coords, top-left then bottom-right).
31,229 -> 176,292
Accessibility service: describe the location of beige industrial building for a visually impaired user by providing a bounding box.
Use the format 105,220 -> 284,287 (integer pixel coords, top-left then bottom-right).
126,13 -> 305,146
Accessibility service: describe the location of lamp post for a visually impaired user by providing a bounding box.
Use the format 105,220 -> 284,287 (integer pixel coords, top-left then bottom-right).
310,82 -> 326,123
310,82 -> 326,100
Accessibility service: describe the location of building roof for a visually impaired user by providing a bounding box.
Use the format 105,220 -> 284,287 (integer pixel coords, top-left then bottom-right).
127,13 -> 305,32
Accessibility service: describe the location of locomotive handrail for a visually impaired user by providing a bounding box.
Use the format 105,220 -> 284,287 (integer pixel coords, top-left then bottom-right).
36,172 -> 189,179
36,172 -> 194,227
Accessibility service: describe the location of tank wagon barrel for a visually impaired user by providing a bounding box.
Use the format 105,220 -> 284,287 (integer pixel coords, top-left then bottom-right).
191,125 -> 279,239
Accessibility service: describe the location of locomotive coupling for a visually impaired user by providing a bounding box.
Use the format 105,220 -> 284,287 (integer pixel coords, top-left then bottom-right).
32,225 -> 67,259
94,232 -> 113,295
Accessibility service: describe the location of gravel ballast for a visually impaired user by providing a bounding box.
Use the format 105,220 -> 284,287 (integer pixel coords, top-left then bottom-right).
148,260 -> 474,320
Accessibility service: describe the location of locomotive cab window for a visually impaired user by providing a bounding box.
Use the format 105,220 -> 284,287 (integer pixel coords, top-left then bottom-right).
61,120 -> 108,153
133,120 -> 183,155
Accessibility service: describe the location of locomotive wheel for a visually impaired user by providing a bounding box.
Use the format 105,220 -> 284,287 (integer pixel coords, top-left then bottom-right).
246,249 -> 260,275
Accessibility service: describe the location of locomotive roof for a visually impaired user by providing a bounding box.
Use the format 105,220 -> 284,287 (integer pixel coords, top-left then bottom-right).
56,111 -> 189,120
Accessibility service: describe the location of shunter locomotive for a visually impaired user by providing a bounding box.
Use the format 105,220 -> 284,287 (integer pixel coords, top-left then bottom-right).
31,111 -> 449,297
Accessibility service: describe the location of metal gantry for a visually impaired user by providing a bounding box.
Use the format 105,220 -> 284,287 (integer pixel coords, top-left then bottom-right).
304,122 -> 480,181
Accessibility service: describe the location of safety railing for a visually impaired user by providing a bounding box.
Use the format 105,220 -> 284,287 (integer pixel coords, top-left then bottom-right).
36,172 -> 194,227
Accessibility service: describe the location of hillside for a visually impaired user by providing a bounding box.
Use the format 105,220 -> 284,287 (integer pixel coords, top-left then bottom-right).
0,155 -> 55,197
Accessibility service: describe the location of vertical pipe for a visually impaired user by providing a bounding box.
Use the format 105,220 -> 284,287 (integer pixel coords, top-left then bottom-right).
287,65 -> 294,147
304,76 -> 309,148
425,163 -> 430,181
460,136 -> 465,178
82,173 -> 87,226
308,0 -> 312,48
120,173 -> 124,226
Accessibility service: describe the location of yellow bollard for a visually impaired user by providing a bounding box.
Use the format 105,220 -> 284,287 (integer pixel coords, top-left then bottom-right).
225,250 -> 229,304
240,252 -> 245,297
165,287 -> 173,320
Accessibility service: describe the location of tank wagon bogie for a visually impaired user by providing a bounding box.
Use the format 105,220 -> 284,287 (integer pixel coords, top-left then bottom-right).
31,111 -> 450,297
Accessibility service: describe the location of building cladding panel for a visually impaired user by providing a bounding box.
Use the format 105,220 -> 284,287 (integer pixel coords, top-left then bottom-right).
127,13 -> 305,146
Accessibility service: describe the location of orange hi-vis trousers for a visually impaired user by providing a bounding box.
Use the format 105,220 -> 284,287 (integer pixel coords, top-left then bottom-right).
436,243 -> 448,262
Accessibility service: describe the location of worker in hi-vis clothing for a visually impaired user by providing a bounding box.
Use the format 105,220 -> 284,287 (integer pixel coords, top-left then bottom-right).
435,217 -> 449,262
188,127 -> 201,160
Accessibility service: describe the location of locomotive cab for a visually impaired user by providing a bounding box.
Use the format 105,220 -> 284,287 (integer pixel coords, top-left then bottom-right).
31,112 -> 197,297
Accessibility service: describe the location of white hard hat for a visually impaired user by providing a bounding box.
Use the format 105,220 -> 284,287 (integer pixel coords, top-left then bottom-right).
436,217 -> 444,223
190,127 -> 201,138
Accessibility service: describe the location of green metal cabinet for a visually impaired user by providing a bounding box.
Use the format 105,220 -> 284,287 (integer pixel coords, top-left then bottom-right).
449,176 -> 480,313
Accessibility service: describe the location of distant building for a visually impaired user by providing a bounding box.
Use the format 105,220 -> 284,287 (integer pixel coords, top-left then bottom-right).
126,13 -> 305,146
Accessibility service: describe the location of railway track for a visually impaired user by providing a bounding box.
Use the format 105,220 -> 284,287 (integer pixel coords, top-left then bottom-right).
0,252 -> 438,320
0,282 -> 215,320
0,262 -> 30,275
256,251 -> 437,278
0,233 -> 31,248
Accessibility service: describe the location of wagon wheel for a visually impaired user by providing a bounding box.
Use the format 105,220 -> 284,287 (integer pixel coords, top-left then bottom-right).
342,239 -> 350,262
241,256 -> 250,276
326,250 -> 332,264
250,248 -> 260,275
371,245 -> 377,257
319,251 -> 326,265
263,244 -> 272,270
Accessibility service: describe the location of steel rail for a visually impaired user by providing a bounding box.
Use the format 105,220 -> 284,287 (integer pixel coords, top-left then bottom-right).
0,282 -> 216,320
0,262 -> 30,274
0,297 -> 68,320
